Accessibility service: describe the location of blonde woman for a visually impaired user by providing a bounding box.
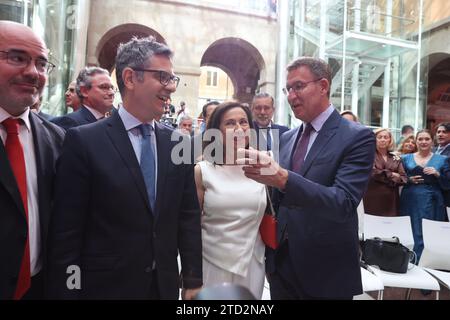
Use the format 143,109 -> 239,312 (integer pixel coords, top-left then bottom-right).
363,128 -> 407,216
397,134 -> 417,155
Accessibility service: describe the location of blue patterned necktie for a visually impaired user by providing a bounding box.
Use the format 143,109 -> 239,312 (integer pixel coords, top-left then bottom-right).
139,124 -> 156,212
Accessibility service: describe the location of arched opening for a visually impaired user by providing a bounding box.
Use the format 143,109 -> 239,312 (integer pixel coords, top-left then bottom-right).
426,53 -> 450,133
96,23 -> 166,72
200,37 -> 266,105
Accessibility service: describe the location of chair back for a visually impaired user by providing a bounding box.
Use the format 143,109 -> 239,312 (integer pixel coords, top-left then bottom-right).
419,219 -> 450,270
363,214 -> 414,249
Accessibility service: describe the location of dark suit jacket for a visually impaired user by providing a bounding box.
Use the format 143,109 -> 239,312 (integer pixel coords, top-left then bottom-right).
47,111 -> 202,299
51,106 -> 97,131
0,113 -> 64,299
253,122 -> 289,152
270,110 -> 375,298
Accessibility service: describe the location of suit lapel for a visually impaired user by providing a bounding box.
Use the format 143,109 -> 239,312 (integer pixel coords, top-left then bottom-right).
105,112 -> 152,214
154,123 -> 171,222
300,110 -> 340,175
29,113 -> 53,231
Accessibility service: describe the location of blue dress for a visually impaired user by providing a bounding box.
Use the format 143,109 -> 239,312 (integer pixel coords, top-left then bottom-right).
400,153 -> 449,260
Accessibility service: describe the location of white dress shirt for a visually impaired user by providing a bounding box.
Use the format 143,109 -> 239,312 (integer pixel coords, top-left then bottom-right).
118,106 -> 158,192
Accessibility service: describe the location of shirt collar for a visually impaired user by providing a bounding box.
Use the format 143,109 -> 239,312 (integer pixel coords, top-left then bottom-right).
84,105 -> 106,120
304,104 -> 334,132
118,105 -> 155,132
0,106 -> 32,132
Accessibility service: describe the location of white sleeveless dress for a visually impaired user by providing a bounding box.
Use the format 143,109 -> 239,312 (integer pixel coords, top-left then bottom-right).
198,161 -> 266,299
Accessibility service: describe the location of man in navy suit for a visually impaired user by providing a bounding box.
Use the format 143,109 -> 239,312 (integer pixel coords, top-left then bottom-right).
0,21 -> 64,300
51,67 -> 115,131
239,57 -> 375,299
47,36 -> 202,299
251,93 -> 289,152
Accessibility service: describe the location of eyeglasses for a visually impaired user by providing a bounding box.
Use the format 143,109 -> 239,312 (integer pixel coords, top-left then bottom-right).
0,50 -> 55,74
282,78 -> 322,95
133,68 -> 180,87
96,84 -> 117,93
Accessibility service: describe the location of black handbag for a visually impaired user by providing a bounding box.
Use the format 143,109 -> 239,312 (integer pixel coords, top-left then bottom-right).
362,237 -> 416,273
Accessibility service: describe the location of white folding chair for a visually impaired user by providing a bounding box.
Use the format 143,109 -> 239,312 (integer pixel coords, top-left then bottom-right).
362,214 -> 440,299
360,267 -> 384,299
357,200 -> 365,240
419,219 -> 450,292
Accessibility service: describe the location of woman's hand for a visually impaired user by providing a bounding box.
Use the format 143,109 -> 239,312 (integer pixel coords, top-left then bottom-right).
423,167 -> 440,177
409,175 -> 424,184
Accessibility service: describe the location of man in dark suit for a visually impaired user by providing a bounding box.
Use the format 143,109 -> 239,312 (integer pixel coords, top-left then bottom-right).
251,93 -> 289,152
51,67 -> 115,131
239,57 -> 375,299
47,36 -> 202,299
433,123 -> 450,207
0,21 -> 64,300
433,123 -> 450,157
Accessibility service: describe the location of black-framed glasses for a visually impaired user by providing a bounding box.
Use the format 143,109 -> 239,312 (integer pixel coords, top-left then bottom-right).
282,78 -> 322,95
0,50 -> 55,74
133,68 -> 180,87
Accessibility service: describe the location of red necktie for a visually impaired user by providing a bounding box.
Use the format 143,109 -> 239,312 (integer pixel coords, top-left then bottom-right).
292,123 -> 313,173
2,118 -> 31,299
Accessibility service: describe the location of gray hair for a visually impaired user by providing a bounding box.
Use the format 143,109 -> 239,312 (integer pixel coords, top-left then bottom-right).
252,92 -> 274,107
178,115 -> 193,124
76,66 -> 110,101
287,57 -> 332,97
115,36 -> 173,95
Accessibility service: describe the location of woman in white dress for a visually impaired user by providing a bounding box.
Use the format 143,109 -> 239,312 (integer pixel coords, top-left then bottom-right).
194,102 -> 267,299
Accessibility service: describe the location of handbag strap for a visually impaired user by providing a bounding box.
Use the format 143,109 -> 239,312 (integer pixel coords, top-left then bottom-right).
265,186 -> 276,218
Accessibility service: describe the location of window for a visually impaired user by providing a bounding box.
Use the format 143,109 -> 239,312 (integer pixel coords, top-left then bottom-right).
207,70 -> 218,87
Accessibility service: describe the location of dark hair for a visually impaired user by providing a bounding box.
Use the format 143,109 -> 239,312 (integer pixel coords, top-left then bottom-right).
436,122 -> 450,132
76,67 -> 110,101
201,100 -> 220,118
286,57 -> 332,97
401,125 -> 414,135
340,110 -> 358,122
115,36 -> 173,95
203,101 -> 254,164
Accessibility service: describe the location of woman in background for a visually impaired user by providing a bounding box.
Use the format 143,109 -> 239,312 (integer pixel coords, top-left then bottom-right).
194,102 -> 266,299
400,129 -> 449,260
363,128 -> 407,216
397,134 -> 417,155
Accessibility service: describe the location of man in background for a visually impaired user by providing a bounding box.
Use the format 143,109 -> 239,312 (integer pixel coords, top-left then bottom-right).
51,67 -> 115,130
251,93 -> 289,152
64,80 -> 81,112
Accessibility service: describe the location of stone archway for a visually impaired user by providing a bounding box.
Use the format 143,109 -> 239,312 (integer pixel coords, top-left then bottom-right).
96,23 -> 166,72
426,53 -> 450,132
201,37 -> 266,104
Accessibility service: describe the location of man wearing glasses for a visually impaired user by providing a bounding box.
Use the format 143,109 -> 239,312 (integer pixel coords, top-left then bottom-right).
52,66 -> 115,131
238,57 -> 375,299
48,36 -> 202,300
0,21 -> 64,300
